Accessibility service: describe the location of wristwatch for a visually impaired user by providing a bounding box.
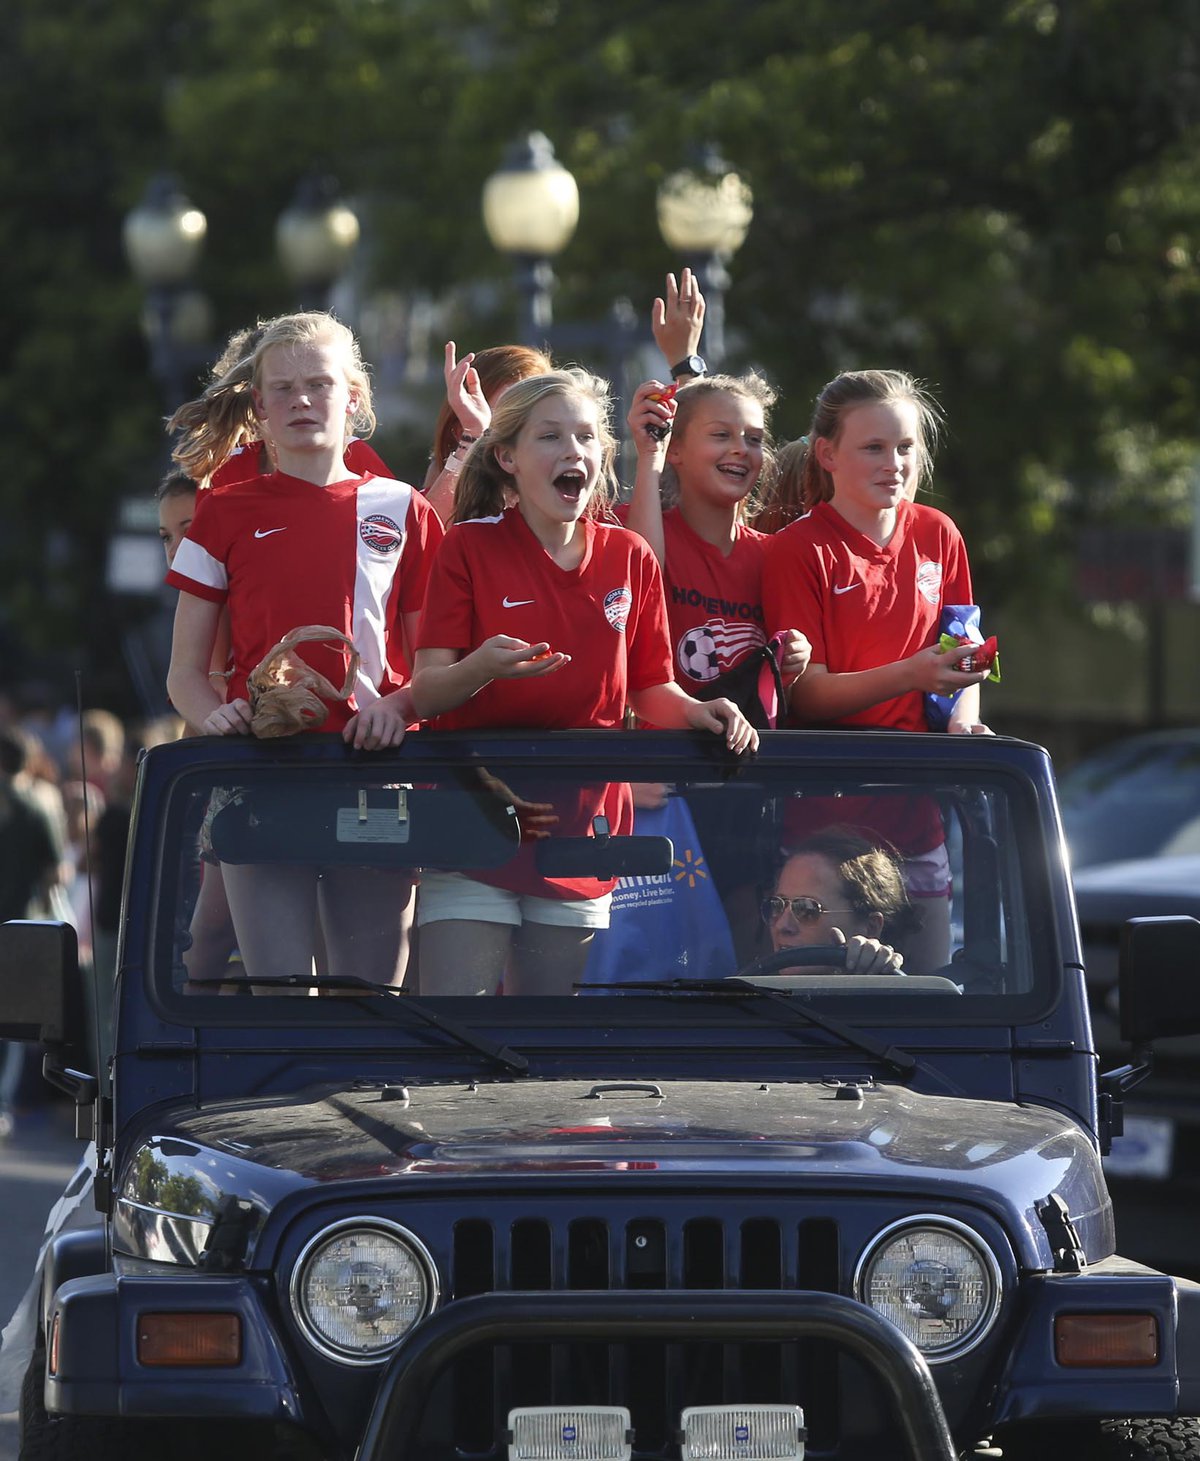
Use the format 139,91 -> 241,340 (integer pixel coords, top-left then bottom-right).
670,354 -> 707,381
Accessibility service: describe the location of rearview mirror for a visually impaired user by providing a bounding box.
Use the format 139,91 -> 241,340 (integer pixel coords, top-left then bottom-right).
536,832 -> 674,880
0,921 -> 84,1046
1119,916 -> 1200,1045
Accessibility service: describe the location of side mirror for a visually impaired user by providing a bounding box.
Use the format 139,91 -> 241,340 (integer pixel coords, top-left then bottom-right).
0,920 -> 84,1046
1118,916 -> 1200,1045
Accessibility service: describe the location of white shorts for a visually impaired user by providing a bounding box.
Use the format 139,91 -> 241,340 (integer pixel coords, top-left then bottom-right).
416,871 -> 612,929
903,843 -> 952,900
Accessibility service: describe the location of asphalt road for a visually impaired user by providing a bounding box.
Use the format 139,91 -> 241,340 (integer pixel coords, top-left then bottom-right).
0,1093 -> 89,1460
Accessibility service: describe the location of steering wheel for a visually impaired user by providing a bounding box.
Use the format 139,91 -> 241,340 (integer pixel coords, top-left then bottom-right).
733,945 -> 852,980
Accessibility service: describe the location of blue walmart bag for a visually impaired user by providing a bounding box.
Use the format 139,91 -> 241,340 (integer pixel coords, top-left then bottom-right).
582,794 -> 735,986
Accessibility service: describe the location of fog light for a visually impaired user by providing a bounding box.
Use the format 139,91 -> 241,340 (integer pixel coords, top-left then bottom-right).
1055,1313 -> 1159,1367
680,1405 -> 806,1461
507,1406 -> 633,1461
137,1312 -> 242,1366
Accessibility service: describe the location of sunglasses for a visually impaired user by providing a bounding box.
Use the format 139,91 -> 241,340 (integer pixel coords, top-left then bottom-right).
760,895 -> 858,924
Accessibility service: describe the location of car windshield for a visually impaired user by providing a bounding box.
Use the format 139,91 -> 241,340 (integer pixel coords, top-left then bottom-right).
146,737 -> 1052,1028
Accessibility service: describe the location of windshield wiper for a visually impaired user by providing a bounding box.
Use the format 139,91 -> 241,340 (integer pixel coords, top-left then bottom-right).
577,978 -> 917,1078
268,974 -> 529,1075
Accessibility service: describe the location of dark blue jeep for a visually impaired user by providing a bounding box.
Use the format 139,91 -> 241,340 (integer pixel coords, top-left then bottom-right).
3,729 -> 1200,1461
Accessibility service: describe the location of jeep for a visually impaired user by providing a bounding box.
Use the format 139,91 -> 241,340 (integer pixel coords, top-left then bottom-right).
3,728 -> 1200,1460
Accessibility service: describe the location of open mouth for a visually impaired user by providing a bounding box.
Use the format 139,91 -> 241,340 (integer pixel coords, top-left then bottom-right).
717,462 -> 750,483
553,469 -> 589,501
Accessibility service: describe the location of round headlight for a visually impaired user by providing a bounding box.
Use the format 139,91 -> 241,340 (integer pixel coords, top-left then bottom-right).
855,1217 -> 1001,1362
290,1220 -> 437,1364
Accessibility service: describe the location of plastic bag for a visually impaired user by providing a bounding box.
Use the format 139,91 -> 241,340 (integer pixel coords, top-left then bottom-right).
924,605 -> 1001,731
582,794 -> 735,986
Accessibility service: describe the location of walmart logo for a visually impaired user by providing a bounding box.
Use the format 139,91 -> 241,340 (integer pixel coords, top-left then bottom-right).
673,846 -> 709,888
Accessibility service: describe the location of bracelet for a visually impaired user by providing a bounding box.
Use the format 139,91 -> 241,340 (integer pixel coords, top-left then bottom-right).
443,451 -> 464,476
457,431 -> 478,446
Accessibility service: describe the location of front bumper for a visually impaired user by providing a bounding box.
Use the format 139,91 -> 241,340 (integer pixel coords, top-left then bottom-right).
45,1270 -> 1200,1458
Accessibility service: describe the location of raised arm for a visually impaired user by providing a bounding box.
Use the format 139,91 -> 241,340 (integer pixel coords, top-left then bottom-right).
621,380 -> 677,568
423,342 -> 493,523
651,268 -> 706,377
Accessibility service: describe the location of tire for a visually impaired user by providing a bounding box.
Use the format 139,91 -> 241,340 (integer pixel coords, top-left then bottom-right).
18,1343 -> 139,1461
1099,1418 -> 1200,1459
996,1416 -> 1200,1459
18,1342 -> 324,1461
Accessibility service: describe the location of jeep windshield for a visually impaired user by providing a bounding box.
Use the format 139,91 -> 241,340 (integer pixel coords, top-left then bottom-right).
140,730 -> 1060,1037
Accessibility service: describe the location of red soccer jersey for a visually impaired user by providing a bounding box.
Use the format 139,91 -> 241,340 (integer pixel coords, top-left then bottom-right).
616,505 -> 768,692
417,508 -> 674,900
762,498 -> 973,733
207,437 -> 391,490
417,508 -> 673,731
167,470 -> 443,731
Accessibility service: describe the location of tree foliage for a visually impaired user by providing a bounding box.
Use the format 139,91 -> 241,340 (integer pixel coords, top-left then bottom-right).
3,0 -> 1200,686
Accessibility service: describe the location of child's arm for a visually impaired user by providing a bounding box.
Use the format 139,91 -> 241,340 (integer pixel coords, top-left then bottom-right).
621,381 -> 677,569
410,641 -> 570,719
628,681 -> 758,754
423,342 -> 491,524
651,268 -> 705,376
789,644 -> 990,722
945,682 -> 993,735
167,593 -> 251,736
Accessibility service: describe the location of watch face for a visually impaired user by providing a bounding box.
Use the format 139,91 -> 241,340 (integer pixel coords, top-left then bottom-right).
672,354 -> 707,378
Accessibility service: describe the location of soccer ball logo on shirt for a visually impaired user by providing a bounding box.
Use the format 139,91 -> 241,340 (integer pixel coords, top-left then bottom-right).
603,586 -> 632,632
677,619 -> 765,682
916,560 -> 943,605
359,514 -> 404,554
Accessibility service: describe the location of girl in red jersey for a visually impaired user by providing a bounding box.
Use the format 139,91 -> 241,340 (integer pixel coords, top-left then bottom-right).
410,368 -> 758,996
760,369 -> 993,969
622,373 -> 811,956
624,371 -> 811,699
165,311 -> 443,987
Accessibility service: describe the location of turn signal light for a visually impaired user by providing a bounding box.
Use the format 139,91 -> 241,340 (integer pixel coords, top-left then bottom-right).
1055,1313 -> 1159,1367
137,1312 -> 242,1367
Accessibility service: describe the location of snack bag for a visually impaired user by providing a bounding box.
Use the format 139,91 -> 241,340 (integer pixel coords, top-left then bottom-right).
925,605 -> 1001,731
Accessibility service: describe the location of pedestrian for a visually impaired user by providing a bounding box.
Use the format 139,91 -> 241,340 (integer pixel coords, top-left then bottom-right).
0,727 -> 65,1138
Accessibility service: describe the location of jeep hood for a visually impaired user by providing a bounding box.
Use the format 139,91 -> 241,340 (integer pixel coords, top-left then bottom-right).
115,1079 -> 1111,1268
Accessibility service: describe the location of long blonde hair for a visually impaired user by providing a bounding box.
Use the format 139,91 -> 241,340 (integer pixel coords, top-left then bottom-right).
451,369 -> 619,525
168,312 -> 375,483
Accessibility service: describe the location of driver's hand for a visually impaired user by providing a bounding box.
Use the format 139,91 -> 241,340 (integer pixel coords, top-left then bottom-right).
832,926 -> 904,975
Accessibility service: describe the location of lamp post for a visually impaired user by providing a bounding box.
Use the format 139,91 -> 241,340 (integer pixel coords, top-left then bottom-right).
656,145 -> 753,368
276,174 -> 361,312
482,132 -> 580,346
122,174 -> 210,408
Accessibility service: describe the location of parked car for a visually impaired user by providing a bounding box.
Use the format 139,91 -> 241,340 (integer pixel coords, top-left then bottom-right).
1059,728 -> 1200,870
1074,853 -> 1200,1278
3,728 -> 1200,1461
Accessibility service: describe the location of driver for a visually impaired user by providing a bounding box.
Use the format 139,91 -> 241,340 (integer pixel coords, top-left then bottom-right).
762,827 -> 918,974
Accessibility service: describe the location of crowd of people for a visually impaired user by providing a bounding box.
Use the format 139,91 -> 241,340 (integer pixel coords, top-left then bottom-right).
0,264 -> 998,1051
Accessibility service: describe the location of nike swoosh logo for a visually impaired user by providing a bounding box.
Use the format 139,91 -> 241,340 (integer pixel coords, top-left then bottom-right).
254,527 -> 287,539
832,581 -> 860,594
502,596 -> 535,608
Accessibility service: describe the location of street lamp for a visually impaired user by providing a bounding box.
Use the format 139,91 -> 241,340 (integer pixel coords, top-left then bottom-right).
656,145 -> 753,367
122,174 -> 210,407
482,131 -> 580,344
276,174 -> 361,311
